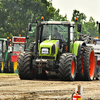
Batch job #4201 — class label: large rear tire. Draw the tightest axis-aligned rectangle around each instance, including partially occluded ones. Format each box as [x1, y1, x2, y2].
[76, 46, 84, 80]
[58, 53, 77, 81]
[18, 52, 34, 80]
[3, 53, 14, 73]
[83, 46, 95, 81]
[7, 53, 14, 73]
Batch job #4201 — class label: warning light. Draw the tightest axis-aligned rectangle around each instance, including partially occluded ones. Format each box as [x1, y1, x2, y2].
[19, 34, 21, 37]
[75, 18, 78, 21]
[96, 37, 98, 39]
[12, 36, 26, 43]
[7, 37, 9, 39]
[9, 39, 11, 41]
[41, 16, 44, 20]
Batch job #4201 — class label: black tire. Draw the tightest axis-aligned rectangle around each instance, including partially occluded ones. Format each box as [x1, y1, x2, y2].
[58, 53, 77, 81]
[3, 53, 14, 73]
[76, 46, 84, 80]
[94, 56, 99, 80]
[18, 53, 25, 79]
[9, 62, 14, 73]
[18, 52, 34, 80]
[7, 53, 14, 73]
[83, 46, 95, 81]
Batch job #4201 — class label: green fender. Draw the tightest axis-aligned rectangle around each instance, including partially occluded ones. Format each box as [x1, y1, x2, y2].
[72, 41, 85, 56]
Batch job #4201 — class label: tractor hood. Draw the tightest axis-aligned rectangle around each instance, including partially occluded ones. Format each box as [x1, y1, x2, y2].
[39, 40, 59, 60]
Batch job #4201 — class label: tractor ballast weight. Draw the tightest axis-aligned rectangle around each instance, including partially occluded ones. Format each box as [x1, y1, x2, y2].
[18, 20, 96, 81]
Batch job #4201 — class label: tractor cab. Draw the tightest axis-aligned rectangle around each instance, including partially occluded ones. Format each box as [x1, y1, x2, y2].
[0, 38, 11, 73]
[37, 21, 76, 60]
[0, 38, 8, 58]
[25, 21, 76, 54]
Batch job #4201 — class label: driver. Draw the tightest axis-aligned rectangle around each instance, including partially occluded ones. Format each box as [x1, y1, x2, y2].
[54, 27, 63, 41]
[19, 46, 22, 53]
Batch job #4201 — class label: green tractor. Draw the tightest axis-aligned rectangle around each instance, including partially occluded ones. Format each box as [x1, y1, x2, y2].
[0, 38, 13, 73]
[18, 20, 95, 81]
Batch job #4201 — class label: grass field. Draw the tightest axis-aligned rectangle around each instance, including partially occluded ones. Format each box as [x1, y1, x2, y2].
[0, 73, 18, 75]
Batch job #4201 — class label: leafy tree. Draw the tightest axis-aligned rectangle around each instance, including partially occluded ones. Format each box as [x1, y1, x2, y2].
[51, 9, 67, 21]
[81, 16, 98, 37]
[72, 9, 87, 23]
[0, 0, 56, 38]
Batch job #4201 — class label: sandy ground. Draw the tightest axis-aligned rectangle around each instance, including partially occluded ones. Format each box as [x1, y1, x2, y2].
[0, 75, 100, 100]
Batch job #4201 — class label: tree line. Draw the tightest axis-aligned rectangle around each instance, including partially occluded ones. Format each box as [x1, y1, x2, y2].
[0, 0, 98, 38]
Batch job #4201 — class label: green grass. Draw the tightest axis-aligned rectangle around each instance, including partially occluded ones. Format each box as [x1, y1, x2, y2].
[0, 73, 18, 75]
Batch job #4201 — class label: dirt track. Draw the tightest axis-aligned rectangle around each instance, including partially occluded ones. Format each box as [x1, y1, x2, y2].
[0, 75, 100, 100]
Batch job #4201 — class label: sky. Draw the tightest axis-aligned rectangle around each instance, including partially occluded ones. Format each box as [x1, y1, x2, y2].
[50, 0, 100, 22]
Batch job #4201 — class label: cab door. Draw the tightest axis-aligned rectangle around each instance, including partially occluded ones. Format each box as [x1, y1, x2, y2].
[0, 40, 4, 72]
[0, 41, 3, 58]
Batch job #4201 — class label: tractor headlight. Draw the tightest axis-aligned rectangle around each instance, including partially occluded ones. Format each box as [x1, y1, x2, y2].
[51, 44, 55, 54]
[41, 48, 50, 54]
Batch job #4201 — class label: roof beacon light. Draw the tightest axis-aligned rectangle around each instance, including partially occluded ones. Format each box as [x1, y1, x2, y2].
[19, 34, 21, 37]
[75, 17, 78, 21]
[7, 37, 9, 40]
[41, 16, 44, 20]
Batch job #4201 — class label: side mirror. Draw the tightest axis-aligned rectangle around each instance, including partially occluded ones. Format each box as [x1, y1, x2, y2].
[77, 24, 81, 32]
[28, 23, 32, 31]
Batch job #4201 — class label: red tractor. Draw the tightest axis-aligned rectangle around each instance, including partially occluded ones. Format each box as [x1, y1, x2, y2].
[11, 36, 26, 73]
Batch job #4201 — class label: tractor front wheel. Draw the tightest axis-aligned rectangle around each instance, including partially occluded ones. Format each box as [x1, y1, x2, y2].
[18, 52, 34, 80]
[58, 53, 77, 81]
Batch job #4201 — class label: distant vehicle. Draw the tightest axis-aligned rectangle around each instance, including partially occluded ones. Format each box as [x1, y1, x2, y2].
[11, 36, 26, 73]
[0, 37, 13, 73]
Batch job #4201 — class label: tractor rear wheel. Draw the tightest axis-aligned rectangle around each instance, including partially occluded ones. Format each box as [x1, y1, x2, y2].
[76, 46, 84, 80]
[3, 53, 14, 73]
[7, 53, 14, 73]
[58, 53, 77, 81]
[83, 46, 95, 81]
[18, 52, 34, 80]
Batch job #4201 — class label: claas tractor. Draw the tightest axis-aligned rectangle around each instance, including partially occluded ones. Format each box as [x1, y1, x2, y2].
[18, 19, 96, 81]
[11, 36, 26, 73]
[0, 37, 13, 73]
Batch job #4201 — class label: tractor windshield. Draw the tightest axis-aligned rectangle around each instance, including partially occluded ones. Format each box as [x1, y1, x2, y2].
[42, 24, 68, 42]
[13, 44, 24, 52]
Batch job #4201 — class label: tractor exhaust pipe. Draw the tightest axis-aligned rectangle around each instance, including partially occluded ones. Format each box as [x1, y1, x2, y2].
[35, 24, 39, 56]
[96, 21, 100, 38]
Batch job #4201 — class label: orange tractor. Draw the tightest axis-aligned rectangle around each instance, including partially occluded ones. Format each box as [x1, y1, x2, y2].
[11, 36, 26, 73]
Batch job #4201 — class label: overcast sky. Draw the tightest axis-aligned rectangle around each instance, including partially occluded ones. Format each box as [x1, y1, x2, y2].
[50, 0, 100, 22]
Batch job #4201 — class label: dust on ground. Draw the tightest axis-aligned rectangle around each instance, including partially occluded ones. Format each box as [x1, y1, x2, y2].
[0, 75, 100, 100]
